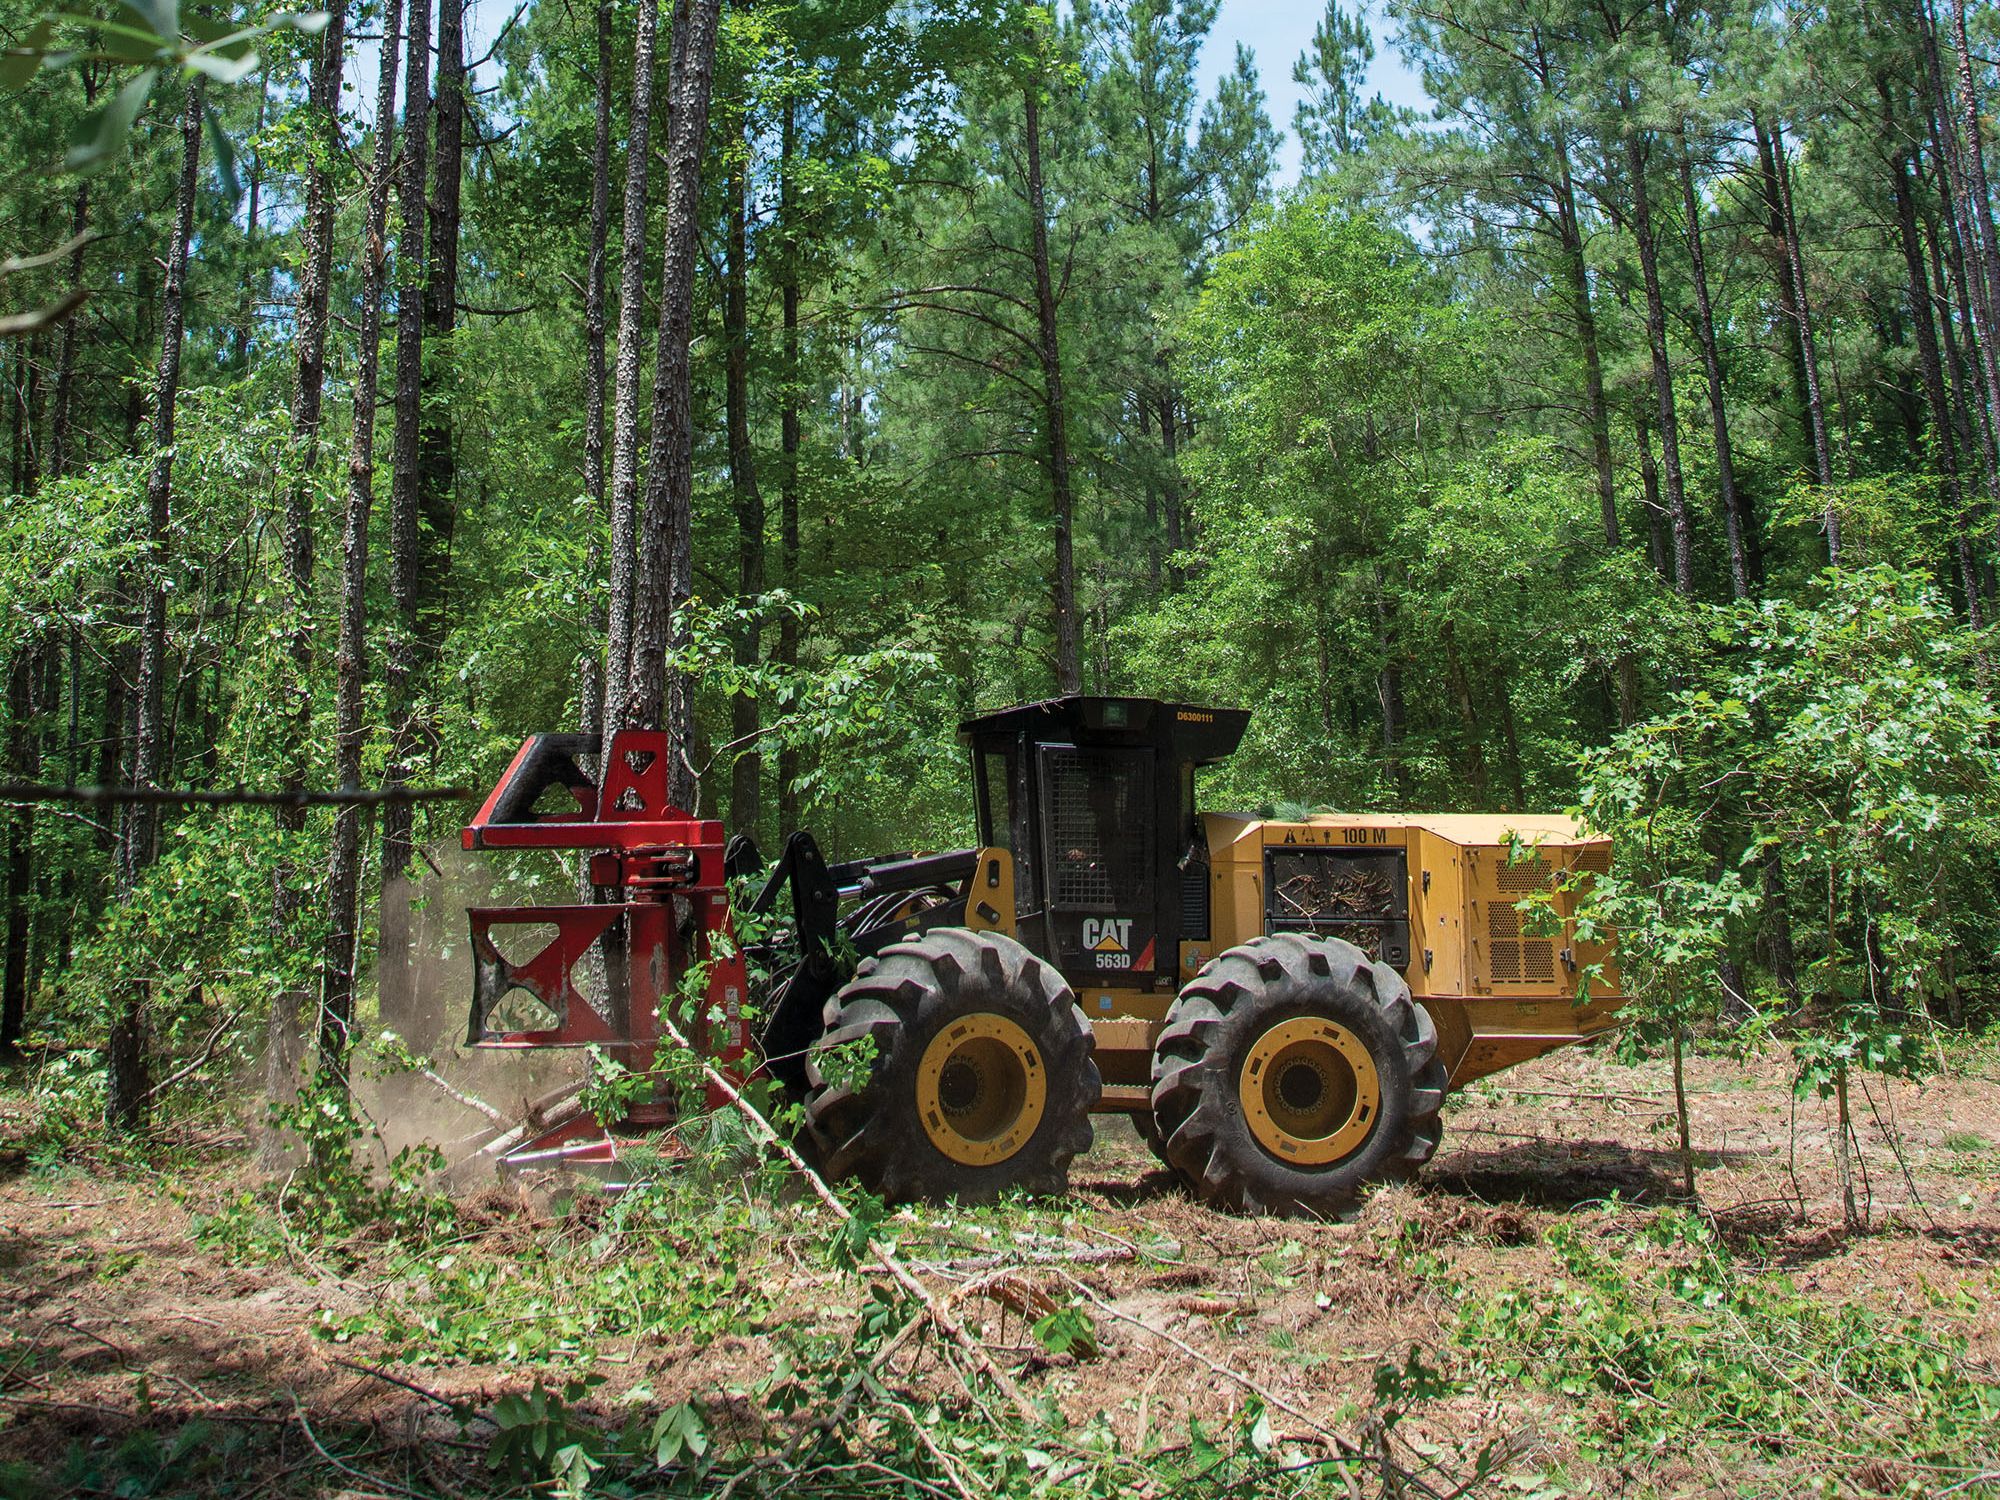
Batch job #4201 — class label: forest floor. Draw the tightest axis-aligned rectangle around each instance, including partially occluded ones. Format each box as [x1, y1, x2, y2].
[1, 1036, 1998, 1498]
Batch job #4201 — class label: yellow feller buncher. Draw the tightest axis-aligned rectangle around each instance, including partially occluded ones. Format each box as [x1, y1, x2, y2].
[462, 696, 1624, 1218]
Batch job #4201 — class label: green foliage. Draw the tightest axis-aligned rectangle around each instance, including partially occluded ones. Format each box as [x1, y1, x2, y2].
[1455, 1209, 2000, 1476]
[1, 0, 326, 202]
[1029, 1297, 1100, 1359]
[1565, 566, 1999, 1060]
[810, 1031, 879, 1098]
[488, 1377, 607, 1498]
[191, 1069, 453, 1257]
[576, 1043, 654, 1129]
[330, 1141, 779, 1365]
[6, 1415, 251, 1499]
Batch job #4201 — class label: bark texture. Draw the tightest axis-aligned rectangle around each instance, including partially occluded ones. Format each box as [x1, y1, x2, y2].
[625, 0, 724, 811]
[775, 97, 803, 837]
[1677, 130, 1753, 599]
[380, 0, 433, 1027]
[577, 0, 614, 751]
[1621, 116, 1694, 597]
[106, 82, 203, 1130]
[1767, 117, 1839, 556]
[724, 141, 765, 830]
[1022, 76, 1082, 695]
[2, 646, 36, 1055]
[601, 0, 662, 750]
[321, 4, 403, 1093]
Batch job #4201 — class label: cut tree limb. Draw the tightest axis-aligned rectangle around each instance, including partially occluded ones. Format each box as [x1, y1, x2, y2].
[652, 1013, 1041, 1428]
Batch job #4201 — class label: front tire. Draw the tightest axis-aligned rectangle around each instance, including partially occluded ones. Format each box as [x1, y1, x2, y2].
[803, 928, 1098, 1204]
[1150, 933, 1445, 1217]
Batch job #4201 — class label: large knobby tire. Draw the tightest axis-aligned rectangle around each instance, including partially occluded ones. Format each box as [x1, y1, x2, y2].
[1150, 933, 1446, 1218]
[803, 928, 1099, 1204]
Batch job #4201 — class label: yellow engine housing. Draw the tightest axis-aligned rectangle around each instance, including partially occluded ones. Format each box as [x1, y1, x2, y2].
[971, 811, 1622, 1114]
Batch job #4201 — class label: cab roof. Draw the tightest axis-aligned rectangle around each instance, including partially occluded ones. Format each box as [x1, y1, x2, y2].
[957, 695, 1250, 766]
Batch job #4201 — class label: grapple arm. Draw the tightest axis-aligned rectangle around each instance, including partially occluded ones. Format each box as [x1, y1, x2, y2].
[460, 729, 750, 1171]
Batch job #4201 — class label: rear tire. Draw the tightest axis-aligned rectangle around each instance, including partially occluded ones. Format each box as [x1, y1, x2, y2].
[804, 928, 1098, 1204]
[1150, 933, 1445, 1218]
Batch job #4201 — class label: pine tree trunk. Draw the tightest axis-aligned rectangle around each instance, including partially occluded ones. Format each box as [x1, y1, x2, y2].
[1945, 0, 2000, 556]
[583, 0, 612, 519]
[1156, 387, 1183, 587]
[423, 0, 464, 574]
[1670, 1022, 1695, 1198]
[2, 645, 36, 1056]
[28, 644, 59, 997]
[625, 0, 723, 808]
[379, 0, 433, 1029]
[1925, 198, 2000, 533]
[1022, 76, 1081, 695]
[1752, 112, 1814, 468]
[1677, 130, 1753, 600]
[1634, 395, 1668, 583]
[418, 0, 463, 691]
[1768, 118, 1839, 556]
[1893, 139, 1990, 640]
[600, 0, 662, 750]
[1621, 116, 1694, 598]
[576, 0, 614, 753]
[1833, 1062, 1860, 1230]
[123, 259, 151, 454]
[1139, 403, 1161, 591]
[105, 81, 203, 1131]
[290, 5, 345, 459]
[1372, 574, 1409, 802]
[321, 2, 404, 1095]
[775, 97, 802, 838]
[47, 182, 88, 482]
[234, 81, 267, 371]
[1950, 0, 2000, 390]
[1553, 127, 1620, 548]
[419, 0, 462, 653]
[96, 628, 125, 858]
[724, 142, 765, 831]
[1917, 0, 2000, 481]
[275, 1, 346, 1003]
[7, 343, 22, 496]
[1440, 619, 1488, 804]
[23, 332, 42, 487]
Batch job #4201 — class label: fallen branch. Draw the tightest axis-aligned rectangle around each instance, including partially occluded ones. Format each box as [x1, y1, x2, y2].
[653, 1013, 1041, 1428]
[419, 1068, 508, 1126]
[905, 1243, 1134, 1273]
[1049, 1269, 1357, 1456]
[329, 1357, 491, 1424]
[291, 1394, 432, 1500]
[453, 1081, 587, 1168]
[0, 287, 89, 337]
[141, 1006, 247, 1103]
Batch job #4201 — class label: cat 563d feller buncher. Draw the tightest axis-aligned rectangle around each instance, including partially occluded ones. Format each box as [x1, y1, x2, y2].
[462, 697, 1623, 1217]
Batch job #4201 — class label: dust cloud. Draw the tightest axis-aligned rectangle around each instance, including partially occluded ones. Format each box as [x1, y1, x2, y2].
[351, 842, 590, 1170]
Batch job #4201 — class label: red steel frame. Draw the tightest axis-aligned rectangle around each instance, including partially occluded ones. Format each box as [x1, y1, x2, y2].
[462, 729, 750, 1170]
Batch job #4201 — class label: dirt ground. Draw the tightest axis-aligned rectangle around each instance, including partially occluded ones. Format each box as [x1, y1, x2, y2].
[3, 1037, 1998, 1497]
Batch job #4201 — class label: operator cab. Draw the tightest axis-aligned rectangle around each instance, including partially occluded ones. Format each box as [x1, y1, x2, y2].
[959, 696, 1249, 995]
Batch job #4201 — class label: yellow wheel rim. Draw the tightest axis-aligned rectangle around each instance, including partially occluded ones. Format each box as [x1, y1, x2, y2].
[915, 1013, 1047, 1167]
[1239, 1016, 1381, 1166]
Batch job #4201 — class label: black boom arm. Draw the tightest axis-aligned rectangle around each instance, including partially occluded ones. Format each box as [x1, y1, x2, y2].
[747, 834, 977, 1092]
